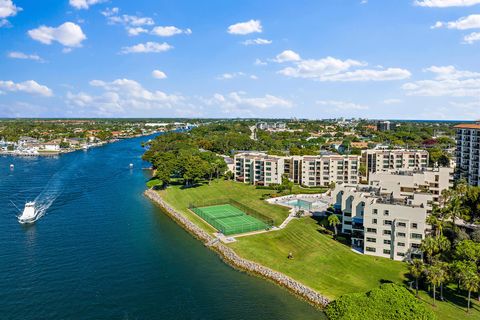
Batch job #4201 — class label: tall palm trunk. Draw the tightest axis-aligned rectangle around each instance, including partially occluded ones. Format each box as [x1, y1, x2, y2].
[433, 284, 436, 306]
[415, 278, 419, 297]
[468, 290, 471, 312]
[440, 283, 444, 301]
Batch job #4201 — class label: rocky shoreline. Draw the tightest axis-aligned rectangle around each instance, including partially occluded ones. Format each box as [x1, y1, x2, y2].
[144, 189, 330, 308]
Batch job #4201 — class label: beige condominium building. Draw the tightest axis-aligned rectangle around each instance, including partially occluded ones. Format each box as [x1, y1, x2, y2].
[331, 167, 453, 261]
[234, 153, 360, 187]
[368, 167, 454, 212]
[362, 149, 429, 178]
[333, 184, 427, 261]
[234, 152, 285, 186]
[454, 123, 480, 186]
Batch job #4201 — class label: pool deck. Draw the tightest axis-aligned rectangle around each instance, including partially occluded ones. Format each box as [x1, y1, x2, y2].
[267, 193, 331, 211]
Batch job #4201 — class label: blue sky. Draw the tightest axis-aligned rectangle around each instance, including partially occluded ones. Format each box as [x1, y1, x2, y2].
[0, 0, 479, 119]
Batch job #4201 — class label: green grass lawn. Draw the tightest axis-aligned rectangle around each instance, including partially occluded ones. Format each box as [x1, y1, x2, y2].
[230, 217, 406, 299]
[415, 285, 480, 319]
[158, 180, 290, 233]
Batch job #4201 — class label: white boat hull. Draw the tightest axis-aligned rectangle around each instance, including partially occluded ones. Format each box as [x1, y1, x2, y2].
[18, 202, 39, 224]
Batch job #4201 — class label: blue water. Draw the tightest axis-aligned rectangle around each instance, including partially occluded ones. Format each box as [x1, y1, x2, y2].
[0, 135, 324, 319]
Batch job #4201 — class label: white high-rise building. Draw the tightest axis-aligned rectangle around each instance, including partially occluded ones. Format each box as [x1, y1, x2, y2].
[454, 123, 480, 186]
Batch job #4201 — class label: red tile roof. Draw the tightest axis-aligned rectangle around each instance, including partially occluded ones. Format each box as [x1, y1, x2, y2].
[454, 123, 480, 129]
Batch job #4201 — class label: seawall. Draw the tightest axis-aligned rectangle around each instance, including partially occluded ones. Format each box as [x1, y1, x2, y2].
[144, 189, 330, 308]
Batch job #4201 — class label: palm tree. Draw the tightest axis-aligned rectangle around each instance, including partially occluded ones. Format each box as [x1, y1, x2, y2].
[328, 214, 341, 236]
[437, 262, 449, 301]
[409, 259, 425, 297]
[436, 235, 451, 258]
[461, 270, 480, 313]
[425, 263, 443, 306]
[421, 236, 438, 265]
[426, 213, 442, 237]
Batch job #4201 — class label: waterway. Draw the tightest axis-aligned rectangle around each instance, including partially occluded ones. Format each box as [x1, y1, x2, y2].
[0, 135, 325, 319]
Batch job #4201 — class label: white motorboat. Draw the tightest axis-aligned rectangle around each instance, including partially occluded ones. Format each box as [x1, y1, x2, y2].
[18, 202, 39, 224]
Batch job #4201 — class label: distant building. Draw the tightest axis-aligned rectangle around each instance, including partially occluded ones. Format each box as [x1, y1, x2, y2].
[377, 120, 391, 132]
[234, 153, 360, 186]
[454, 122, 480, 186]
[18, 136, 38, 146]
[234, 152, 285, 186]
[362, 149, 429, 178]
[40, 142, 60, 152]
[255, 122, 287, 131]
[350, 141, 369, 149]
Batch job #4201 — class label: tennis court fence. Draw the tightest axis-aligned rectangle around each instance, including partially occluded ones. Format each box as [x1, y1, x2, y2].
[188, 199, 274, 231]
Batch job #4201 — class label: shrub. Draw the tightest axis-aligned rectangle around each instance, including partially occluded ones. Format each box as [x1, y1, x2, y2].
[325, 283, 436, 320]
[472, 229, 480, 243]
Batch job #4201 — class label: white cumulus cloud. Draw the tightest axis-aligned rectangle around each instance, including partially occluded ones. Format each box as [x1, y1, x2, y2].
[66, 78, 184, 116]
[402, 65, 480, 96]
[151, 26, 192, 37]
[69, 0, 105, 10]
[0, 0, 21, 26]
[127, 27, 148, 36]
[0, 80, 52, 96]
[120, 41, 172, 54]
[7, 51, 43, 62]
[242, 38, 272, 46]
[275, 50, 301, 63]
[415, 0, 480, 7]
[276, 52, 410, 82]
[464, 31, 480, 43]
[433, 14, 480, 30]
[152, 70, 167, 79]
[203, 92, 292, 116]
[227, 19, 262, 35]
[28, 22, 86, 48]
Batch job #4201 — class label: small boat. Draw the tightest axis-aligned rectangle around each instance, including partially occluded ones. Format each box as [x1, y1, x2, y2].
[10, 164, 14, 169]
[18, 202, 39, 224]
[129, 163, 134, 168]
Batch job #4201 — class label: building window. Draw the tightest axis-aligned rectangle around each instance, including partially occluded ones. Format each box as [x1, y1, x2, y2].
[373, 209, 378, 215]
[397, 242, 405, 247]
[411, 233, 423, 240]
[397, 252, 405, 257]
[383, 230, 392, 235]
[384, 239, 391, 245]
[372, 218, 377, 224]
[383, 249, 391, 255]
[412, 243, 420, 249]
[366, 237, 376, 243]
[411, 223, 418, 229]
[366, 228, 377, 234]
[366, 247, 376, 252]
[397, 222, 406, 227]
[384, 220, 392, 225]
[397, 232, 406, 238]
[384, 210, 390, 216]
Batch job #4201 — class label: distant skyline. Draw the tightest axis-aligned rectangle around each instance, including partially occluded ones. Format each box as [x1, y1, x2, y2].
[0, 0, 479, 119]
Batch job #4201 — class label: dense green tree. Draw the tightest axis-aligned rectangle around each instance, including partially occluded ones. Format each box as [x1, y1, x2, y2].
[325, 283, 436, 320]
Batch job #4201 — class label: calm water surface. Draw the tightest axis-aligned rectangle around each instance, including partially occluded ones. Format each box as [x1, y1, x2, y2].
[0, 135, 325, 319]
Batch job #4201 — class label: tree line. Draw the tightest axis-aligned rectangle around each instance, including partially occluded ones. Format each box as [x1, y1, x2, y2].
[408, 180, 480, 313]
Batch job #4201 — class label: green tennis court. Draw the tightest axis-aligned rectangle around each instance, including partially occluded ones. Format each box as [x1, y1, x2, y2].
[190, 204, 269, 235]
